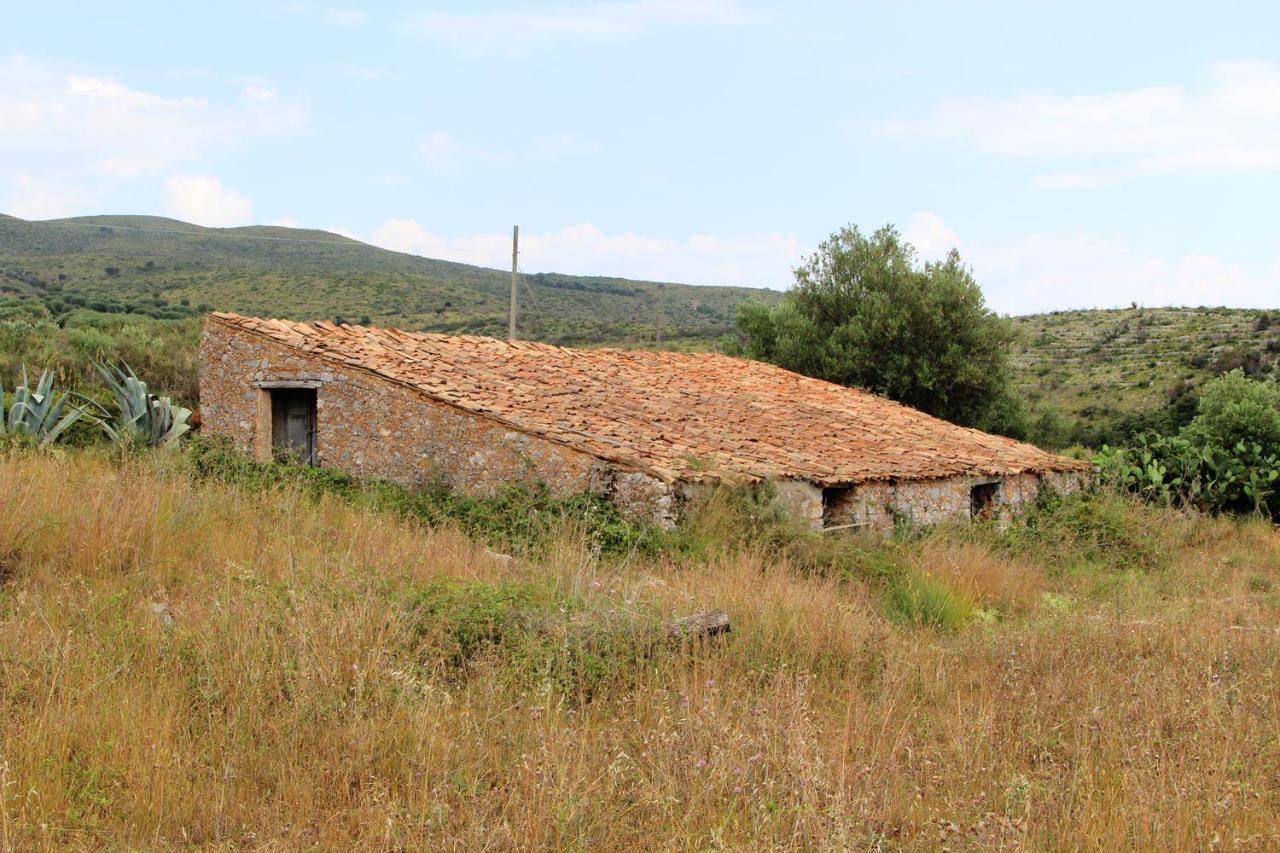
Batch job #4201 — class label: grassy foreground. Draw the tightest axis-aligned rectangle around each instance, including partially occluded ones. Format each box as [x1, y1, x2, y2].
[2, 452, 1279, 848]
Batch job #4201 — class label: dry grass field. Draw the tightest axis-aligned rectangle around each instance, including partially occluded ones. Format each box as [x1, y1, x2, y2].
[2, 452, 1279, 849]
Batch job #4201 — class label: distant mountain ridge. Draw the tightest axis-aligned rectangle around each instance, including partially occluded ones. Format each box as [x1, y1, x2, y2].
[0, 214, 782, 347]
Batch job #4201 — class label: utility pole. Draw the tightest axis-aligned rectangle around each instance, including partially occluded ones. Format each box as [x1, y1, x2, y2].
[656, 303, 662, 348]
[508, 225, 519, 340]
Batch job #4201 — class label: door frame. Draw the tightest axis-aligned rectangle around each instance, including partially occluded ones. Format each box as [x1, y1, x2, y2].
[253, 379, 322, 464]
[270, 387, 317, 465]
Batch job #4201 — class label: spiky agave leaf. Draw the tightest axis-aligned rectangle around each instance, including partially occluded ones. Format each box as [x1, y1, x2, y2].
[94, 361, 192, 450]
[0, 366, 88, 446]
[36, 388, 88, 449]
[8, 370, 32, 435]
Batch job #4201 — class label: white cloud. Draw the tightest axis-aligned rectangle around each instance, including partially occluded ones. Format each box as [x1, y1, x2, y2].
[0, 54, 305, 217]
[163, 175, 253, 227]
[417, 130, 599, 176]
[405, 0, 767, 54]
[325, 9, 367, 25]
[880, 59, 1280, 187]
[905, 211, 1278, 314]
[0, 56, 306, 179]
[902, 212, 960, 262]
[365, 219, 800, 288]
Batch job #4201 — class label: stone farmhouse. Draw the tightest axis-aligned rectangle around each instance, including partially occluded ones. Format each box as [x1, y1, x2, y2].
[199, 312, 1091, 530]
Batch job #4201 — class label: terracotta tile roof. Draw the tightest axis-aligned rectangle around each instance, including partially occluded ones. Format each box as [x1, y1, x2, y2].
[208, 312, 1089, 486]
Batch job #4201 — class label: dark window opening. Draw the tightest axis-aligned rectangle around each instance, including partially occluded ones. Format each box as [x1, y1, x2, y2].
[822, 486, 851, 528]
[271, 388, 316, 465]
[970, 481, 1000, 520]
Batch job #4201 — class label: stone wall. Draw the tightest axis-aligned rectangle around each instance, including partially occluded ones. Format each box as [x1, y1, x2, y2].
[198, 321, 676, 525]
[199, 320, 1089, 535]
[821, 468, 1088, 532]
[773, 479, 825, 528]
[675, 470, 1088, 535]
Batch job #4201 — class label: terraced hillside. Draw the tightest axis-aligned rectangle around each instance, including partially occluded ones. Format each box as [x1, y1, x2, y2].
[0, 214, 780, 347]
[1011, 306, 1280, 442]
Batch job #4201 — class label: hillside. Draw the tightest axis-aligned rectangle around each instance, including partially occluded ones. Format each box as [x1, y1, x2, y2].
[1011, 306, 1280, 443]
[0, 214, 781, 347]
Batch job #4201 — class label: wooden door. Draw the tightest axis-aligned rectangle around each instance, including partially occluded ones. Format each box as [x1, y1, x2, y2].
[271, 389, 316, 464]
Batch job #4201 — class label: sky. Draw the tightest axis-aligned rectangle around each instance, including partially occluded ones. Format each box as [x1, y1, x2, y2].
[3, 1, 1279, 314]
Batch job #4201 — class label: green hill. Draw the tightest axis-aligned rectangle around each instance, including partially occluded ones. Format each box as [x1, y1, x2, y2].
[0, 214, 781, 347]
[1011, 306, 1280, 444]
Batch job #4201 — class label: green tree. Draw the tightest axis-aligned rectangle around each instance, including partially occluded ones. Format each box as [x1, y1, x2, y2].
[1183, 369, 1280, 450]
[733, 224, 1025, 434]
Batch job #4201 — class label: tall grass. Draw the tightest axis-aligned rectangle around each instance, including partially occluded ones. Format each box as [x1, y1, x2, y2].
[1, 451, 1279, 848]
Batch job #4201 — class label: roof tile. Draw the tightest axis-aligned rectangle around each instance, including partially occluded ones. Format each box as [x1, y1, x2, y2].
[208, 312, 1088, 485]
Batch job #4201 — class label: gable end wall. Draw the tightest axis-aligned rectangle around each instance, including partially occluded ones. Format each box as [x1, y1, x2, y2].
[197, 322, 676, 525]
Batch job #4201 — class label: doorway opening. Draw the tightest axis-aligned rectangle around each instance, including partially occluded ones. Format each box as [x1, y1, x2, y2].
[270, 388, 316, 464]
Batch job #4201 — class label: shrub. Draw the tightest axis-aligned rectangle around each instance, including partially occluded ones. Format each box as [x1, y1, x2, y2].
[1093, 371, 1280, 519]
[408, 577, 557, 669]
[185, 438, 669, 558]
[995, 489, 1169, 573]
[1096, 436, 1279, 518]
[1183, 369, 1280, 450]
[881, 571, 975, 632]
[405, 577, 655, 696]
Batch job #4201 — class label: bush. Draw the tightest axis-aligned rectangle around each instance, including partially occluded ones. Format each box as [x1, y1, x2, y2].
[405, 577, 656, 697]
[1183, 369, 1280, 450]
[995, 489, 1169, 573]
[0, 313, 199, 406]
[185, 438, 670, 558]
[1096, 436, 1279, 518]
[1095, 370, 1280, 519]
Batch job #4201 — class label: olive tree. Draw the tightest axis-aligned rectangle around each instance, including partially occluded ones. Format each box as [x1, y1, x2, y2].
[732, 224, 1025, 435]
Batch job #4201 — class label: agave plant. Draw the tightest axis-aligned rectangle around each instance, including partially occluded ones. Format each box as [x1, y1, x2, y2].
[94, 362, 192, 449]
[0, 366, 87, 448]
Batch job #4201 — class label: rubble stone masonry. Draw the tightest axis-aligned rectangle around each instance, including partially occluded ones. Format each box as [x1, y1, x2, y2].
[200, 318, 1089, 534]
[819, 469, 1087, 532]
[198, 322, 677, 526]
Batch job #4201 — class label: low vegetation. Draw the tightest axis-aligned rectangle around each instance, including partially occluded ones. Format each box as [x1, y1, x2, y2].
[1097, 369, 1280, 518]
[3, 213, 1278, 845]
[2, 446, 1279, 847]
